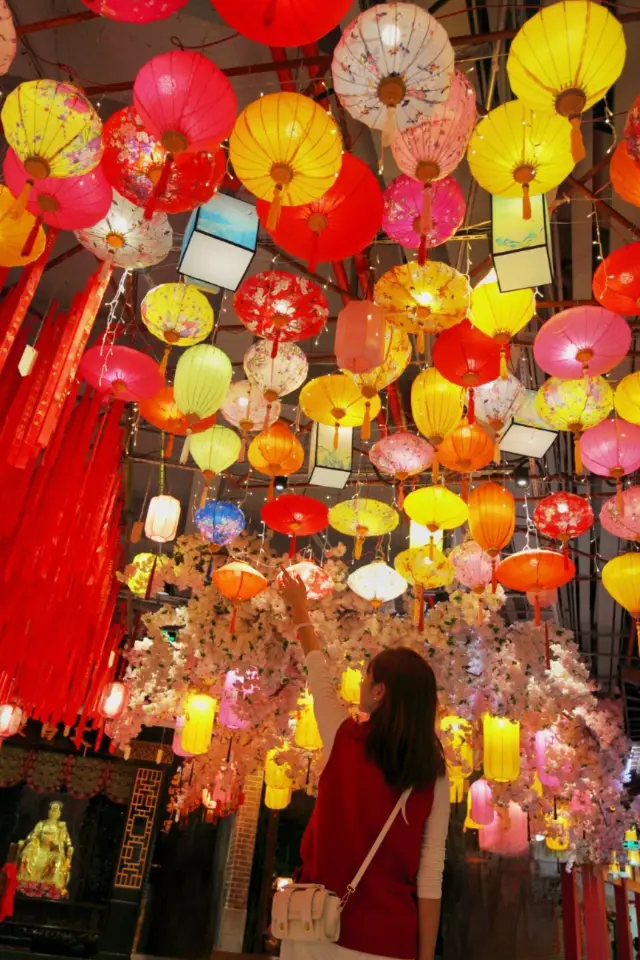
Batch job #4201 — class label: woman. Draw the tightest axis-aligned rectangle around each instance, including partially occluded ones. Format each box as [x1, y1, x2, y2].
[278, 569, 450, 960]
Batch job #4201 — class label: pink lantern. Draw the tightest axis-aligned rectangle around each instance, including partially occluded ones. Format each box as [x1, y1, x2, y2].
[172, 716, 194, 758]
[369, 432, 434, 507]
[219, 670, 256, 730]
[600, 486, 640, 541]
[449, 540, 493, 592]
[335, 301, 386, 374]
[479, 802, 529, 857]
[276, 561, 334, 601]
[0, 704, 23, 738]
[81, 0, 189, 21]
[533, 306, 631, 379]
[79, 344, 164, 401]
[382, 174, 465, 264]
[470, 778, 494, 826]
[98, 681, 129, 720]
[579, 418, 640, 508]
[535, 729, 562, 789]
[4, 149, 113, 231]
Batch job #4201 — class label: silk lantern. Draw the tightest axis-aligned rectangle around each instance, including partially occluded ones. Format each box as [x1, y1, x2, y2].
[394, 546, 452, 630]
[300, 374, 381, 446]
[369, 432, 434, 507]
[265, 748, 293, 810]
[335, 301, 386, 375]
[328, 498, 399, 560]
[600, 486, 640, 542]
[483, 715, 520, 783]
[535, 729, 563, 790]
[468, 482, 516, 590]
[195, 500, 245, 549]
[219, 670, 255, 731]
[471, 282, 535, 379]
[235, 270, 328, 359]
[535, 376, 613, 473]
[79, 345, 163, 401]
[593, 243, 640, 315]
[210, 0, 352, 47]
[347, 561, 407, 609]
[145, 495, 181, 543]
[256, 153, 383, 272]
[81, 0, 189, 21]
[181, 693, 217, 755]
[351, 325, 412, 415]
[507, 0, 625, 163]
[602, 553, 640, 647]
[469, 779, 494, 827]
[189, 426, 242, 483]
[247, 421, 305, 500]
[244, 340, 308, 409]
[141, 283, 214, 373]
[382, 174, 466, 265]
[139, 386, 216, 441]
[261, 494, 329, 558]
[497, 550, 576, 624]
[221, 380, 280, 458]
[411, 367, 464, 479]
[75, 190, 172, 269]
[213, 560, 268, 634]
[479, 803, 528, 857]
[449, 540, 493, 593]
[294, 691, 323, 751]
[610, 141, 640, 208]
[277, 561, 334, 602]
[98, 681, 129, 720]
[0, 704, 22, 739]
[533, 492, 593, 565]
[403, 487, 468, 554]
[616, 372, 640, 425]
[579, 417, 640, 508]
[126, 553, 168, 598]
[174, 343, 232, 438]
[0, 186, 46, 266]
[534, 305, 630, 379]
[437, 420, 494, 500]
[474, 374, 526, 462]
[230, 92, 342, 230]
[433, 319, 501, 422]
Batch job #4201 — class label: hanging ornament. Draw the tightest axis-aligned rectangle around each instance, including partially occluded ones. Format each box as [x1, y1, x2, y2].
[533, 492, 594, 564]
[335, 301, 386, 376]
[81, 0, 189, 21]
[534, 305, 630, 379]
[139, 385, 216, 440]
[600, 486, 640, 542]
[467, 482, 516, 590]
[433, 318, 501, 423]
[394, 546, 452, 630]
[535, 376, 613, 474]
[348, 560, 407, 609]
[126, 553, 169, 598]
[403, 487, 468, 557]
[602, 553, 640, 649]
[276, 561, 334, 602]
[76, 191, 172, 269]
[247, 421, 304, 501]
[436, 419, 494, 500]
[449, 541, 493, 593]
[244, 340, 308, 412]
[189, 425, 242, 484]
[482, 717, 521, 783]
[592, 243, 640, 316]
[174, 343, 232, 443]
[350, 324, 412, 413]
[579, 417, 640, 509]
[262, 494, 329, 559]
[141, 283, 214, 370]
[610, 141, 640, 208]
[210, 0, 352, 46]
[300, 374, 381, 446]
[497, 550, 575, 625]
[473, 374, 526, 462]
[79, 345, 164, 401]
[213, 560, 268, 634]
[328, 498, 398, 560]
[0, 185, 46, 266]
[221, 380, 280, 460]
[410, 367, 464, 480]
[470, 282, 535, 379]
[382, 175, 465, 263]
[195, 500, 246, 550]
[234, 271, 328, 359]
[369, 432, 434, 507]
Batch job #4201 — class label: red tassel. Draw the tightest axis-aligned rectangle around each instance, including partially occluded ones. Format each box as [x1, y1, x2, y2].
[267, 476, 275, 501]
[545, 622, 550, 670]
[467, 388, 475, 425]
[522, 183, 532, 220]
[144, 154, 173, 220]
[397, 479, 404, 509]
[420, 182, 432, 236]
[428, 594, 435, 609]
[535, 593, 541, 626]
[289, 535, 296, 559]
[229, 607, 237, 635]
[418, 234, 427, 266]
[267, 184, 284, 231]
[418, 585, 425, 633]
[21, 217, 43, 258]
[617, 478, 624, 514]
[165, 434, 174, 459]
[271, 335, 279, 360]
[333, 422, 340, 449]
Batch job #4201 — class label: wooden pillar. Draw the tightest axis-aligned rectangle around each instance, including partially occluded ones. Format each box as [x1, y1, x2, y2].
[561, 864, 582, 960]
[583, 865, 611, 960]
[614, 879, 633, 960]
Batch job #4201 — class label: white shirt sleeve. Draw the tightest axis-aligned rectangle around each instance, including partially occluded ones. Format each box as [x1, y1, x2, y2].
[416, 775, 450, 899]
[304, 650, 349, 756]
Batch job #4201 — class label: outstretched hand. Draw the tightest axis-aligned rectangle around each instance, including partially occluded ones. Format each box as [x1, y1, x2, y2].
[278, 568, 308, 613]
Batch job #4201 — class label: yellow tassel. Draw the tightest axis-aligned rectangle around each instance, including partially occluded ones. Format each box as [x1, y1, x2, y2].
[10, 181, 32, 220]
[636, 621, 640, 656]
[570, 116, 586, 164]
[159, 346, 171, 377]
[267, 184, 284, 231]
[333, 421, 340, 449]
[499, 347, 508, 380]
[361, 401, 371, 441]
[494, 435, 501, 465]
[180, 430, 191, 464]
[416, 330, 425, 355]
[432, 453, 439, 484]
[130, 520, 143, 544]
[522, 183, 531, 221]
[574, 433, 583, 474]
[354, 536, 363, 560]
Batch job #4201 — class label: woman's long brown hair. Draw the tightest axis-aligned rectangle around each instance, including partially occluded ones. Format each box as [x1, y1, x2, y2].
[365, 647, 446, 790]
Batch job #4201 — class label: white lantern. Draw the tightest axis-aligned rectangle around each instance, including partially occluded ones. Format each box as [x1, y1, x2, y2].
[0, 704, 23, 738]
[145, 495, 181, 543]
[98, 681, 129, 720]
[347, 560, 407, 608]
[179, 193, 258, 293]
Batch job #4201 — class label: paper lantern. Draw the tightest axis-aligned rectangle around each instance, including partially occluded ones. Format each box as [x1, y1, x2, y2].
[600, 486, 640, 542]
[294, 691, 323, 751]
[145, 495, 181, 543]
[602, 553, 640, 646]
[139, 386, 216, 439]
[340, 668, 362, 705]
[580, 418, 640, 508]
[534, 306, 631, 379]
[141, 283, 214, 355]
[195, 500, 245, 549]
[81, 0, 188, 21]
[449, 541, 493, 593]
[533, 492, 593, 560]
[403, 487, 468, 545]
[436, 420, 494, 499]
[610, 141, 640, 208]
[351, 324, 412, 407]
[335, 301, 386, 375]
[76, 191, 172, 269]
[440, 716, 473, 795]
[181, 693, 217, 755]
[262, 494, 329, 558]
[467, 481, 515, 564]
[433, 319, 501, 422]
[257, 153, 382, 273]
[474, 375, 526, 461]
[2, 80, 102, 182]
[535, 730, 562, 790]
[247, 421, 305, 499]
[211, 0, 351, 46]
[266, 785, 292, 811]
[189, 426, 242, 482]
[471, 282, 535, 378]
[593, 243, 640, 315]
[235, 270, 328, 358]
[348, 561, 407, 609]
[479, 803, 528, 857]
[328, 498, 399, 560]
[308, 423, 353, 491]
[492, 194, 554, 292]
[411, 367, 464, 475]
[536, 376, 613, 472]
[615, 372, 640, 426]
[497, 550, 575, 623]
[126, 552, 168, 598]
[244, 340, 308, 406]
[468, 101, 573, 219]
[333, 2, 454, 145]
[230, 92, 342, 230]
[221, 380, 281, 451]
[545, 814, 570, 853]
[299, 374, 381, 446]
[0, 0, 16, 77]
[0, 186, 46, 267]
[4, 149, 112, 231]
[179, 192, 258, 293]
[374, 261, 470, 352]
[213, 560, 268, 633]
[468, 779, 494, 827]
[265, 748, 293, 809]
[394, 545, 452, 630]
[79, 344, 164, 401]
[369, 432, 434, 506]
[174, 343, 232, 433]
[98, 681, 129, 720]
[382, 174, 465, 264]
[219, 671, 254, 731]
[0, 704, 22, 739]
[507, 0, 625, 163]
[277, 561, 334, 602]
[483, 716, 520, 783]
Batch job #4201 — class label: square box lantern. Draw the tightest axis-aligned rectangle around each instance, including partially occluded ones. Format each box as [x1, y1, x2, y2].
[308, 423, 353, 489]
[492, 194, 553, 293]
[179, 193, 258, 293]
[500, 389, 558, 459]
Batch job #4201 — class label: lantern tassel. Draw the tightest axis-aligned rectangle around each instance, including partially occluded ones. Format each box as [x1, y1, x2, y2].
[418, 233, 427, 266]
[165, 434, 174, 459]
[432, 453, 439, 484]
[271, 335, 279, 360]
[535, 593, 541, 626]
[499, 347, 508, 380]
[418, 584, 425, 633]
[545, 622, 550, 670]
[354, 536, 364, 560]
[130, 520, 143, 544]
[267, 476, 275, 501]
[10, 181, 33, 220]
[477, 600, 484, 627]
[467, 388, 475, 425]
[636, 620, 640, 656]
[570, 116, 586, 164]
[180, 430, 191, 464]
[413, 592, 420, 625]
[397, 479, 404, 509]
[491, 557, 497, 594]
[239, 433, 247, 463]
[159, 346, 171, 377]
[267, 184, 284, 231]
[333, 421, 340, 449]
[144, 154, 173, 220]
[263, 401, 272, 432]
[461, 475, 468, 503]
[522, 183, 531, 220]
[229, 606, 237, 635]
[21, 216, 43, 258]
[361, 401, 371, 442]
[381, 104, 398, 148]
[420, 182, 432, 236]
[617, 478, 624, 514]
[573, 433, 583, 474]
[289, 535, 296, 559]
[494, 435, 501, 465]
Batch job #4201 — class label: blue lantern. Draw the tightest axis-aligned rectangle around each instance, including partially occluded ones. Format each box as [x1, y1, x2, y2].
[195, 500, 246, 549]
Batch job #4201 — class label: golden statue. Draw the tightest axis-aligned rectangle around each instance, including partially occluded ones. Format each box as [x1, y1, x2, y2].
[17, 801, 73, 898]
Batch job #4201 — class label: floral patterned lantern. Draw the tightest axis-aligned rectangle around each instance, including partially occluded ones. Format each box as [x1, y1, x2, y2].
[534, 306, 630, 379]
[81, 0, 188, 20]
[0, 0, 16, 78]
[483, 716, 521, 783]
[262, 494, 329, 558]
[394, 545, 452, 630]
[470, 282, 535, 379]
[600, 486, 640, 542]
[211, 0, 352, 46]
[221, 380, 280, 457]
[579, 417, 640, 509]
[76, 191, 172, 269]
[277, 561, 334, 602]
[141, 283, 214, 373]
[328, 498, 399, 560]
[410, 367, 464, 479]
[300, 374, 381, 445]
[332, 3, 454, 151]
[615, 372, 640, 425]
[194, 500, 245, 550]
[382, 174, 465, 264]
[244, 340, 308, 415]
[256, 153, 383, 272]
[468, 482, 516, 589]
[247, 421, 305, 500]
[189, 426, 242, 484]
[234, 270, 328, 359]
[181, 693, 217, 755]
[497, 550, 575, 624]
[593, 243, 640, 315]
[351, 324, 412, 412]
[610, 141, 640, 208]
[602, 553, 640, 647]
[403, 487, 468, 555]
[449, 540, 493, 593]
[0, 186, 46, 266]
[535, 376, 613, 474]
[433, 319, 501, 422]
[79, 345, 164, 401]
[347, 560, 407, 608]
[436, 419, 494, 500]
[98, 681, 129, 720]
[474, 374, 526, 462]
[374, 261, 470, 354]
[479, 803, 528, 857]
[369, 432, 434, 506]
[533, 492, 594, 564]
[213, 560, 268, 634]
[126, 553, 168, 598]
[0, 704, 23, 739]
[335, 301, 386, 376]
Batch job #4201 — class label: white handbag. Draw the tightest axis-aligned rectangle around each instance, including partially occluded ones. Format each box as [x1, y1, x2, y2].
[271, 787, 412, 943]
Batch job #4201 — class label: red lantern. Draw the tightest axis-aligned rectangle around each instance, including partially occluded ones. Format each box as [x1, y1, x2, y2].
[335, 301, 386, 375]
[592, 242, 640, 315]
[611, 141, 640, 208]
[533, 492, 593, 565]
[81, 0, 188, 21]
[256, 154, 383, 272]
[79, 345, 164, 402]
[497, 549, 575, 624]
[234, 271, 328, 359]
[102, 107, 225, 217]
[261, 494, 329, 558]
[98, 681, 129, 720]
[210, 0, 352, 47]
[432, 319, 501, 423]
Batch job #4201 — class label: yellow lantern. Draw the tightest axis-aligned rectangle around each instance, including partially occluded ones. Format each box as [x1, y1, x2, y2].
[507, 0, 625, 163]
[470, 282, 535, 379]
[403, 487, 468, 553]
[440, 715, 473, 801]
[174, 344, 233, 458]
[340, 667, 362, 705]
[293, 691, 322, 751]
[181, 693, 218, 755]
[615, 372, 640, 425]
[602, 553, 640, 648]
[189, 425, 241, 483]
[535, 376, 613, 473]
[265, 747, 292, 790]
[411, 367, 464, 480]
[300, 373, 381, 446]
[545, 813, 570, 852]
[374, 261, 470, 354]
[126, 552, 168, 598]
[483, 715, 520, 783]
[394, 545, 453, 630]
[0, 185, 46, 266]
[328, 497, 399, 560]
[265, 785, 292, 810]
[347, 560, 407, 608]
[229, 92, 342, 230]
[468, 100, 573, 220]
[351, 324, 412, 404]
[409, 522, 444, 551]
[141, 282, 214, 374]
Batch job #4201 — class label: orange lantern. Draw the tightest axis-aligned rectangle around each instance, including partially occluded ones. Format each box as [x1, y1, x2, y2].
[138, 385, 216, 457]
[213, 560, 268, 633]
[467, 481, 515, 589]
[497, 549, 575, 624]
[436, 419, 494, 500]
[611, 140, 640, 208]
[247, 421, 304, 500]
